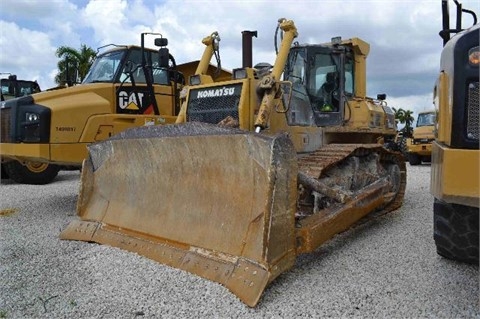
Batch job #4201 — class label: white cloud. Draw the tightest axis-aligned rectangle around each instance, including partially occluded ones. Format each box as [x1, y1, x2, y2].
[0, 21, 57, 87]
[82, 0, 129, 44]
[389, 92, 436, 120]
[0, 0, 478, 95]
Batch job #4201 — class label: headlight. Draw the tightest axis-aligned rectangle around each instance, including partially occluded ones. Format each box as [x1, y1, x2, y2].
[189, 75, 201, 86]
[468, 46, 479, 66]
[233, 68, 248, 80]
[26, 112, 40, 122]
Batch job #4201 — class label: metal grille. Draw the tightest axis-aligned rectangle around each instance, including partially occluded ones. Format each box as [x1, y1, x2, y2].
[0, 107, 11, 143]
[382, 105, 396, 129]
[413, 138, 435, 144]
[467, 82, 479, 140]
[186, 83, 242, 124]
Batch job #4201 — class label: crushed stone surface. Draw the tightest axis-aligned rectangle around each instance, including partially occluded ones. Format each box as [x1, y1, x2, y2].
[0, 164, 478, 318]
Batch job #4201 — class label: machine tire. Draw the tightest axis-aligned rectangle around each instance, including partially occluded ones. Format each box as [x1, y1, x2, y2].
[1, 164, 9, 179]
[421, 155, 431, 163]
[3, 160, 60, 185]
[399, 137, 408, 156]
[433, 198, 479, 264]
[408, 153, 421, 165]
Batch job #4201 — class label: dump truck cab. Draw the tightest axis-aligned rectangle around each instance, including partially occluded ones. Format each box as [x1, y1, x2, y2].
[0, 74, 41, 101]
[431, 0, 479, 263]
[0, 35, 184, 184]
[406, 110, 436, 165]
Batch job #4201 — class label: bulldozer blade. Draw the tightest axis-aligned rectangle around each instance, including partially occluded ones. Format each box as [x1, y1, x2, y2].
[60, 122, 298, 307]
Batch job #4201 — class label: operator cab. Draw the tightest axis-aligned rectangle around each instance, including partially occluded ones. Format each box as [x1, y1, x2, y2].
[83, 35, 184, 88]
[284, 39, 354, 127]
[82, 46, 179, 86]
[0, 75, 41, 101]
[416, 112, 436, 127]
[82, 35, 185, 116]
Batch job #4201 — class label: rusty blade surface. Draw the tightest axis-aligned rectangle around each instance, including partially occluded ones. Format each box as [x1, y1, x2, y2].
[61, 122, 298, 307]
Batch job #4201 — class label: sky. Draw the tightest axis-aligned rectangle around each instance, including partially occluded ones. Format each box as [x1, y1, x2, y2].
[0, 0, 479, 120]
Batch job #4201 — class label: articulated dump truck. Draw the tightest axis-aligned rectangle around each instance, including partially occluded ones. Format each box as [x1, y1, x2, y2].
[61, 19, 406, 306]
[431, 0, 479, 264]
[0, 32, 228, 184]
[406, 109, 436, 165]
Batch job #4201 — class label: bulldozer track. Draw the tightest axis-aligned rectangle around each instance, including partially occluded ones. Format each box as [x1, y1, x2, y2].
[297, 143, 407, 216]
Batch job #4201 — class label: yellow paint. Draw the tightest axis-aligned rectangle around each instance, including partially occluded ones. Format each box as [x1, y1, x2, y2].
[431, 142, 480, 207]
[0, 208, 19, 216]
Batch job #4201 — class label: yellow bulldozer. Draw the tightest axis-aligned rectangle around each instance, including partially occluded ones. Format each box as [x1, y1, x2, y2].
[61, 19, 406, 306]
[0, 32, 228, 184]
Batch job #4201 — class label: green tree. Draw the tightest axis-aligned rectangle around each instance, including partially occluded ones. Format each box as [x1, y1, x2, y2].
[393, 107, 415, 137]
[55, 44, 96, 85]
[402, 109, 415, 136]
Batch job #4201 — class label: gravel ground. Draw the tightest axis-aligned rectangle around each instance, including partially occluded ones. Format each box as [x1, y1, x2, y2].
[0, 163, 478, 318]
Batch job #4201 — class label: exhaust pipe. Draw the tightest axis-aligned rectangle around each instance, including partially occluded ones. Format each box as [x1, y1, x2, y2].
[241, 30, 257, 68]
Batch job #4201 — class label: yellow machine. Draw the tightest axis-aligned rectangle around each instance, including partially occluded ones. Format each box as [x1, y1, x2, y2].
[431, 0, 479, 263]
[61, 19, 406, 306]
[0, 74, 42, 180]
[406, 109, 436, 165]
[0, 32, 228, 184]
[0, 74, 41, 101]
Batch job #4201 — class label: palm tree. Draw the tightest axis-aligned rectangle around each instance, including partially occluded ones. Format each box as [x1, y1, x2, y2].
[392, 107, 415, 137]
[55, 44, 96, 86]
[390, 107, 415, 157]
[402, 109, 415, 137]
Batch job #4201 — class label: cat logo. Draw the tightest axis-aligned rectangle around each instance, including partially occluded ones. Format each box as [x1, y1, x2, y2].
[118, 90, 145, 110]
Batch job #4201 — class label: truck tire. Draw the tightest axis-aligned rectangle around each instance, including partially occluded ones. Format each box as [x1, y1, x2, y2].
[408, 153, 421, 165]
[399, 137, 408, 156]
[3, 160, 60, 185]
[1, 164, 9, 179]
[434, 198, 479, 264]
[421, 155, 431, 163]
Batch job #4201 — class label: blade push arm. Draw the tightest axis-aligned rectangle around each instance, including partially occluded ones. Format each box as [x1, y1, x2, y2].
[176, 32, 221, 123]
[254, 18, 298, 132]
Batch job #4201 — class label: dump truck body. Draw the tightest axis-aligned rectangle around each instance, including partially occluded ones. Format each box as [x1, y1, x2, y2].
[61, 19, 406, 306]
[431, 0, 479, 264]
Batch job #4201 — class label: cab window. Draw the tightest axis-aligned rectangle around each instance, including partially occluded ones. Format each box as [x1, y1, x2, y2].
[121, 49, 169, 85]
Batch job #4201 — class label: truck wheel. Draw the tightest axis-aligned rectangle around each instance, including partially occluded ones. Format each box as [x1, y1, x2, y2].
[3, 160, 60, 185]
[1, 164, 9, 179]
[408, 153, 421, 165]
[434, 198, 479, 264]
[421, 156, 431, 163]
[399, 137, 408, 156]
